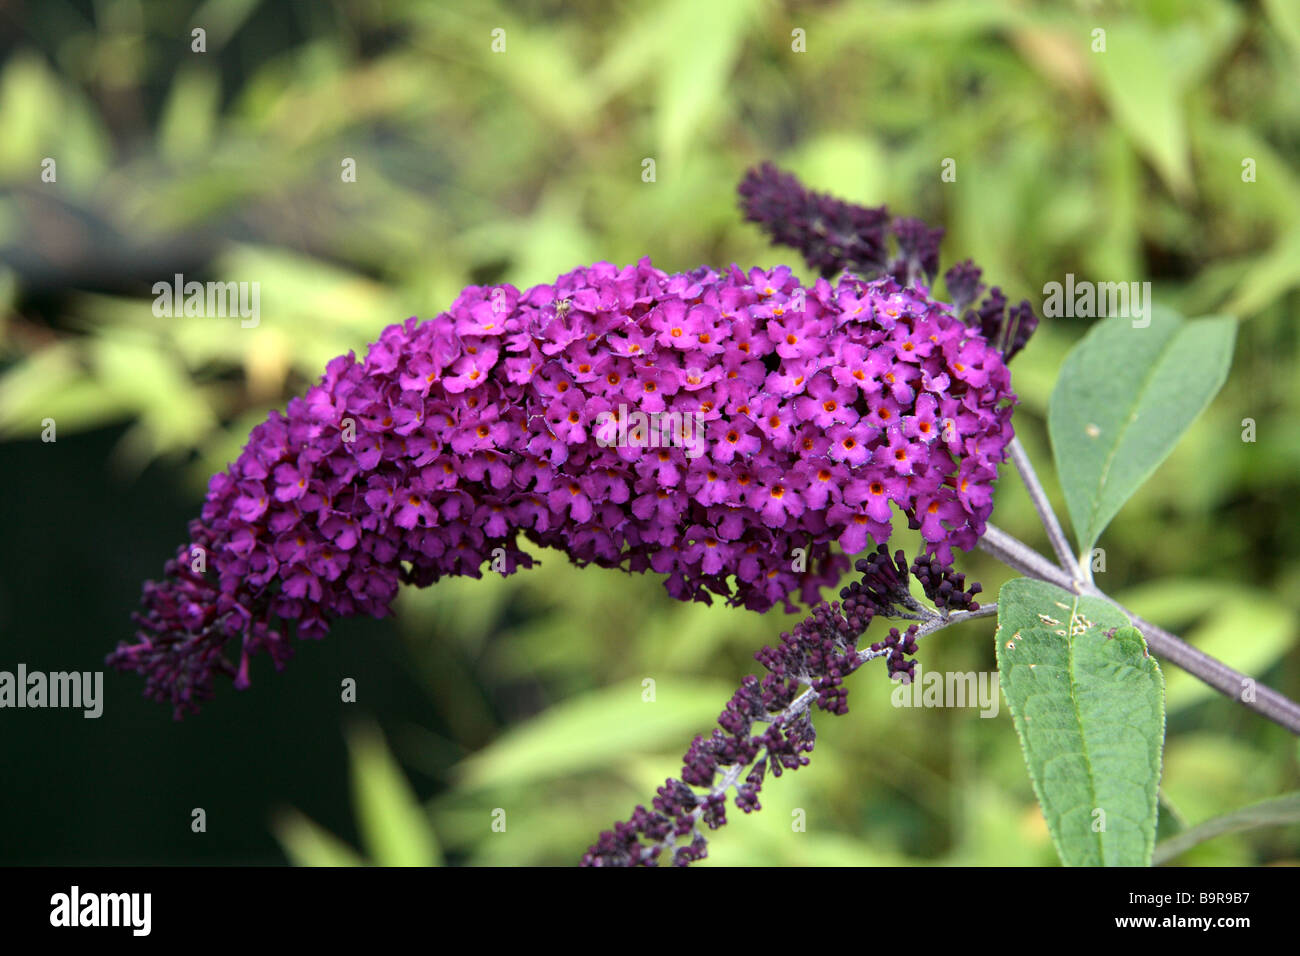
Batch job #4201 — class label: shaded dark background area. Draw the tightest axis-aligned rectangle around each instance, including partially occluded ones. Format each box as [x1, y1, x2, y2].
[0, 426, 445, 864]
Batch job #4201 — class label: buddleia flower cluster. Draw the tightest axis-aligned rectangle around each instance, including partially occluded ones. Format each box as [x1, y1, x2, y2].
[111, 251, 1018, 716]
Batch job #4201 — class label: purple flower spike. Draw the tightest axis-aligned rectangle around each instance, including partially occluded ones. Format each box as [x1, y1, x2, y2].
[740, 163, 1041, 361]
[739, 162, 891, 279]
[889, 217, 945, 286]
[111, 258, 1016, 716]
[582, 548, 985, 866]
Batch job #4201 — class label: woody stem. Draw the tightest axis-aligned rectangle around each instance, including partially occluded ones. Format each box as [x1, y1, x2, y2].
[1005, 437, 1081, 579]
[977, 523, 1300, 735]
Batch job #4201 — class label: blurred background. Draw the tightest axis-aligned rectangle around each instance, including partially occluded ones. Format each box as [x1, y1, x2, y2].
[1, 0, 1298, 865]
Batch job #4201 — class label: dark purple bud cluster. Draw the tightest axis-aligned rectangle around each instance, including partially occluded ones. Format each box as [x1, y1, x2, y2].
[739, 162, 1039, 361]
[838, 544, 914, 619]
[942, 261, 1040, 362]
[996, 301, 1039, 362]
[870, 625, 921, 683]
[738, 162, 893, 280]
[582, 546, 983, 866]
[891, 217, 945, 287]
[910, 551, 983, 613]
[942, 260, 986, 314]
[738, 164, 945, 286]
[582, 593, 866, 866]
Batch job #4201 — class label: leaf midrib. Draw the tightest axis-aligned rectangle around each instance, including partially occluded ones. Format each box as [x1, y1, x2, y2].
[1063, 592, 1107, 866]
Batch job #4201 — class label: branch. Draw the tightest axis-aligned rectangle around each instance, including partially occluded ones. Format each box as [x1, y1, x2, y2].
[979, 522, 1071, 587]
[1005, 437, 1080, 579]
[979, 523, 1300, 735]
[857, 602, 998, 665]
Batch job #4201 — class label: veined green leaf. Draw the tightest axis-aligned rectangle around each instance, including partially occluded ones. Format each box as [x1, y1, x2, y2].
[1048, 308, 1235, 554]
[996, 579, 1165, 866]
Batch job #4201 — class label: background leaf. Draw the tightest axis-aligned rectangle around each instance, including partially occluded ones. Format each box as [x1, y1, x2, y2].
[272, 809, 365, 867]
[996, 578, 1165, 866]
[453, 677, 732, 791]
[1089, 12, 1240, 198]
[655, 0, 758, 170]
[1048, 309, 1236, 554]
[347, 723, 442, 866]
[1154, 791, 1300, 865]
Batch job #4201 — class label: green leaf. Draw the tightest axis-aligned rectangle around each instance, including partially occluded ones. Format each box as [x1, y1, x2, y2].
[158, 67, 220, 162]
[454, 677, 732, 791]
[1048, 308, 1236, 554]
[1262, 0, 1300, 59]
[655, 0, 757, 169]
[273, 809, 365, 867]
[347, 724, 442, 867]
[1224, 226, 1300, 318]
[996, 578, 1166, 866]
[0, 52, 63, 174]
[1090, 24, 1192, 197]
[191, 0, 264, 48]
[1154, 792, 1300, 865]
[0, 343, 126, 437]
[1089, 14, 1240, 198]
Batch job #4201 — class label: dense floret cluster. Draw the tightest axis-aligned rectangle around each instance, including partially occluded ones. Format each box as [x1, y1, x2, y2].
[111, 257, 1015, 716]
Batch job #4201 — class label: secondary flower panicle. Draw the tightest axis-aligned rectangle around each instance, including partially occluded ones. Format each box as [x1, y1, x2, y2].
[581, 547, 983, 866]
[738, 162, 896, 280]
[739, 162, 1039, 361]
[111, 257, 1016, 716]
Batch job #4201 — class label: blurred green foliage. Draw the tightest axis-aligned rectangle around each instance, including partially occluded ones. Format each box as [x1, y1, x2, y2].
[1, 0, 1298, 865]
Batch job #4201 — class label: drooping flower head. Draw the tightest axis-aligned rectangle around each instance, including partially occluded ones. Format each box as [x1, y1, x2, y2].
[110, 257, 1016, 716]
